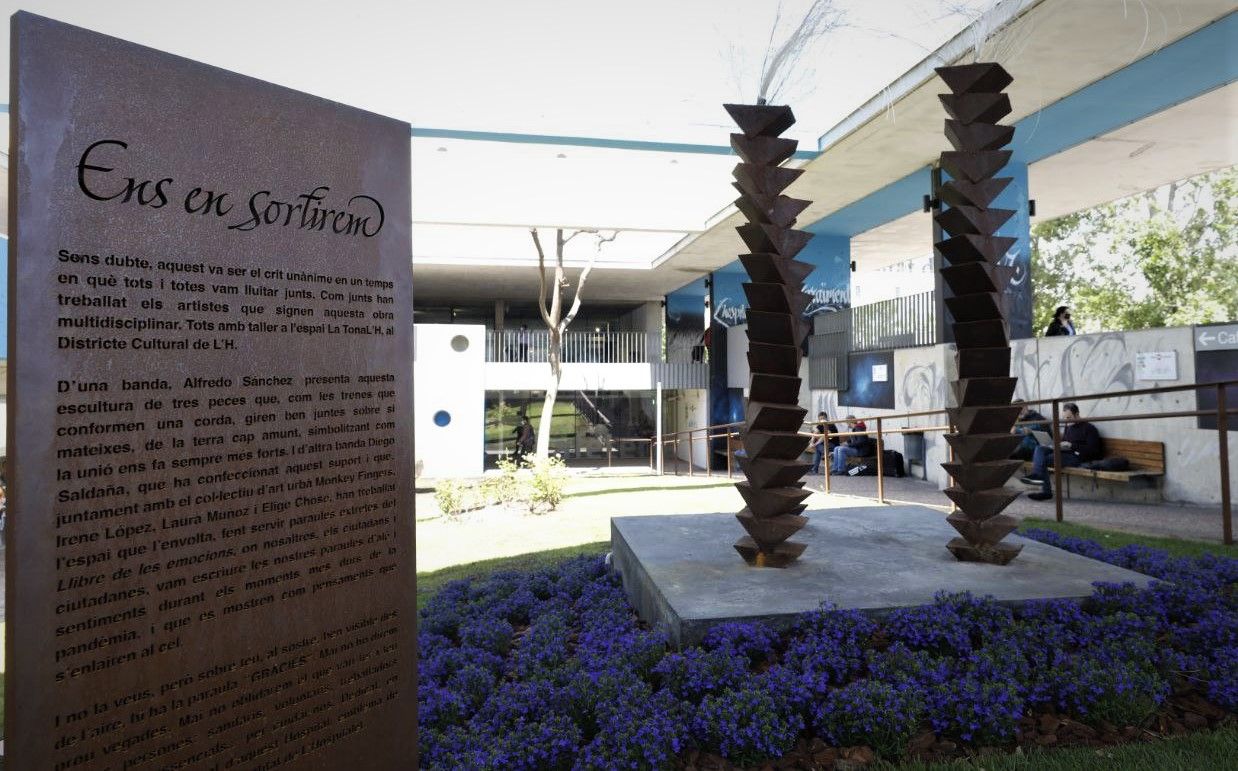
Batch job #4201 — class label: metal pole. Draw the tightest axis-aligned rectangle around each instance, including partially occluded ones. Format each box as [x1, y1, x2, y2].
[688, 429, 695, 477]
[655, 381, 663, 476]
[824, 428, 832, 494]
[1051, 400, 1063, 522]
[1218, 384, 1232, 546]
[706, 427, 713, 477]
[876, 417, 885, 504]
[726, 431, 733, 478]
[946, 430, 956, 513]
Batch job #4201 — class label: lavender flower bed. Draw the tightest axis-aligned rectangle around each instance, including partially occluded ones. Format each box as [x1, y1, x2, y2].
[418, 530, 1236, 769]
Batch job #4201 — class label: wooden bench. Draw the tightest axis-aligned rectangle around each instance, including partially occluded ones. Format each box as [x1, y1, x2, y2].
[1021, 437, 1165, 501]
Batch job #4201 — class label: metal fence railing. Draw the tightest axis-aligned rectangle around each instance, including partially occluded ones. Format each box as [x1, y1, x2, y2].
[813, 379, 1236, 546]
[652, 360, 709, 389]
[850, 290, 937, 352]
[487, 329, 653, 363]
[808, 291, 938, 387]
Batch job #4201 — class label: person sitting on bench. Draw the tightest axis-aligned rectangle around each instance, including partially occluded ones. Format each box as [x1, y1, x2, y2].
[1009, 400, 1049, 461]
[830, 415, 873, 474]
[1020, 402, 1101, 501]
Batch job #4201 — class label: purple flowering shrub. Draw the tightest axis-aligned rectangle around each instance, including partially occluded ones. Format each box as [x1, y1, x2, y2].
[418, 536, 1236, 768]
[653, 647, 749, 701]
[701, 621, 780, 664]
[816, 679, 924, 758]
[693, 686, 805, 765]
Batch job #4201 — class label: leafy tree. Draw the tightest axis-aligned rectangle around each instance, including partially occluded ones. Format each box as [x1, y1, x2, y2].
[1030, 167, 1237, 335]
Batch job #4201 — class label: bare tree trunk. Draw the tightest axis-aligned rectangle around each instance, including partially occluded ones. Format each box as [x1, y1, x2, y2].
[537, 336, 561, 458]
[530, 228, 607, 460]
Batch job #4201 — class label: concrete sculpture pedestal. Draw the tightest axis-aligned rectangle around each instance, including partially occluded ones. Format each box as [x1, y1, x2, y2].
[611, 506, 1155, 647]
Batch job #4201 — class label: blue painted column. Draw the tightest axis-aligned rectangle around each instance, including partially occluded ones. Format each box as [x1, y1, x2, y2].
[934, 159, 1031, 341]
[708, 267, 745, 466]
[664, 277, 707, 361]
[995, 160, 1032, 340]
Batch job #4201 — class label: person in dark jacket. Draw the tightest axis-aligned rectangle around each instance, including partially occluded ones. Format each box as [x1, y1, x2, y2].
[1045, 306, 1076, 337]
[512, 416, 535, 465]
[1020, 402, 1100, 500]
[1009, 401, 1049, 461]
[809, 411, 840, 474]
[830, 416, 873, 473]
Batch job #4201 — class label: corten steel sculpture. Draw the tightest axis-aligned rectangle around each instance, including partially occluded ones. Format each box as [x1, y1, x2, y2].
[933, 62, 1025, 565]
[725, 102, 815, 568]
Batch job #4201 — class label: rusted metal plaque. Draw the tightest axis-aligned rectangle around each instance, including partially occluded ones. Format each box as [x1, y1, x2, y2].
[7, 12, 415, 769]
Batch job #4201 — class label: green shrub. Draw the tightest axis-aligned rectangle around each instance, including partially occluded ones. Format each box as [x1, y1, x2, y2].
[433, 479, 469, 517]
[482, 458, 523, 507]
[526, 454, 567, 514]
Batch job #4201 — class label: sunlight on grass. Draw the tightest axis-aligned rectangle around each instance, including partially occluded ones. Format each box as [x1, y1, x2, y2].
[1020, 518, 1236, 559]
[416, 541, 608, 610]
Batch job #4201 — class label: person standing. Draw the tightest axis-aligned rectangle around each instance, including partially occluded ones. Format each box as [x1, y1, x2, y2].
[518, 324, 531, 361]
[512, 415, 535, 465]
[1020, 402, 1101, 501]
[1045, 306, 1076, 337]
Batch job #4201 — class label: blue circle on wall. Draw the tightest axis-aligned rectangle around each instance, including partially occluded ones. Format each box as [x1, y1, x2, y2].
[433, 410, 451, 427]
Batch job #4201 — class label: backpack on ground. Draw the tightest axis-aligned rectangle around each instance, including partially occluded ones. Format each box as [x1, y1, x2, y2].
[845, 450, 905, 478]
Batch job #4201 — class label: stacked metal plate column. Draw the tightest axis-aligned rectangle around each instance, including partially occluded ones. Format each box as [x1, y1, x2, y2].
[724, 103, 815, 568]
[933, 63, 1025, 565]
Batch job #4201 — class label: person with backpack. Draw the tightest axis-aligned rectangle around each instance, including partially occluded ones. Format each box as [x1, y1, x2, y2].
[512, 415, 536, 465]
[1020, 402, 1101, 501]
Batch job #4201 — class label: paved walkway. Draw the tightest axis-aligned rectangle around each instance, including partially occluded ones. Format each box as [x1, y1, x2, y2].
[808, 471, 1231, 544]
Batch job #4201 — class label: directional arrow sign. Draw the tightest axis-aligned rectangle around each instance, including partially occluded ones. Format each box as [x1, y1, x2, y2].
[1195, 323, 1238, 351]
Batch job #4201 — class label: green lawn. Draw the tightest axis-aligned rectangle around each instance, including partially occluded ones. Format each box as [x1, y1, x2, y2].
[885, 727, 1238, 770]
[1018, 517, 1236, 559]
[484, 399, 577, 444]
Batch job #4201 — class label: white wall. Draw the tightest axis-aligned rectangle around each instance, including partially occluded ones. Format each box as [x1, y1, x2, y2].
[1012, 327, 1233, 505]
[668, 388, 709, 469]
[414, 324, 485, 478]
[483, 362, 658, 391]
[810, 326, 1236, 505]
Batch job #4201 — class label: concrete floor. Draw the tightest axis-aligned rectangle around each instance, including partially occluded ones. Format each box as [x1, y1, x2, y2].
[808, 471, 1231, 544]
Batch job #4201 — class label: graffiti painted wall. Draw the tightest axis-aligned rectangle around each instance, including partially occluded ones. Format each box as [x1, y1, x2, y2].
[665, 277, 706, 361]
[709, 234, 851, 327]
[812, 326, 1236, 505]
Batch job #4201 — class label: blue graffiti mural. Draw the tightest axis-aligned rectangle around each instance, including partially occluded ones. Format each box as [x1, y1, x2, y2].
[708, 233, 851, 328]
[665, 277, 706, 360]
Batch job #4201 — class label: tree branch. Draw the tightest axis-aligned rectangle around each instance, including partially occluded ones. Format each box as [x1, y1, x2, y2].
[561, 231, 615, 331]
[531, 228, 553, 328]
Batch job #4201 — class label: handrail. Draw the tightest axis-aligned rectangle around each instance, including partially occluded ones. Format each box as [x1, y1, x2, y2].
[652, 379, 1235, 544]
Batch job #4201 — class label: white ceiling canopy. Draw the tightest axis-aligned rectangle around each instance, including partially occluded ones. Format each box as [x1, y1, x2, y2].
[410, 138, 738, 268]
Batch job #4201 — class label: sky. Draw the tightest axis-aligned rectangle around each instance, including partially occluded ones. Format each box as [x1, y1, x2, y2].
[0, 0, 990, 143]
[0, 0, 993, 266]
